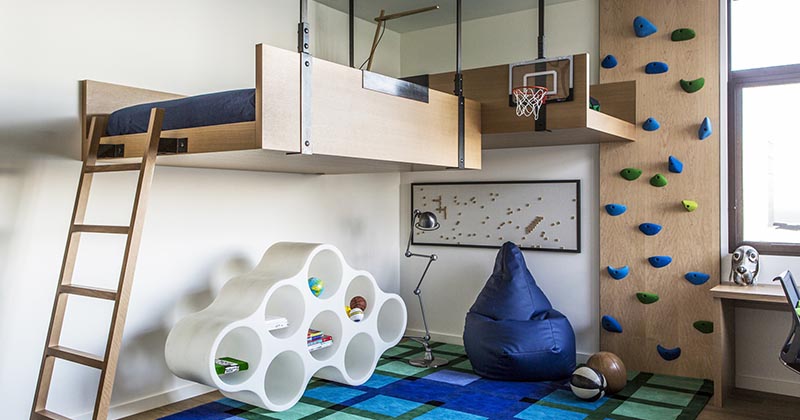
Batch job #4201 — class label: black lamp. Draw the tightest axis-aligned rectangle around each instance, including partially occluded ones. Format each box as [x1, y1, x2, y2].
[405, 209, 448, 368]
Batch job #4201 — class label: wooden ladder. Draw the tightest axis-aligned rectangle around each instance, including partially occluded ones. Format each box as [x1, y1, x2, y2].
[31, 108, 165, 420]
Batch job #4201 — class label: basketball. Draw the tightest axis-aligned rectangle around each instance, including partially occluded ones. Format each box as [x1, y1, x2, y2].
[570, 366, 607, 402]
[349, 296, 367, 311]
[586, 351, 627, 394]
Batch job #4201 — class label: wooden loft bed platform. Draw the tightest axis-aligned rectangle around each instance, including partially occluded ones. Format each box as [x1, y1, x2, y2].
[428, 53, 637, 148]
[80, 44, 482, 175]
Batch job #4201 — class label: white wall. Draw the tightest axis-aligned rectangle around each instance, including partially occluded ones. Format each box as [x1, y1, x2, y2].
[0, 1, 401, 418]
[398, 0, 600, 358]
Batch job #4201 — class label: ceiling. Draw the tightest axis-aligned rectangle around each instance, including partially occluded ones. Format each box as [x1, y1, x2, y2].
[316, 0, 579, 33]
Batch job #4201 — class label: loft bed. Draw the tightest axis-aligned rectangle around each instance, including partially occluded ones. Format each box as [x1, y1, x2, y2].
[80, 43, 483, 175]
[427, 53, 637, 148]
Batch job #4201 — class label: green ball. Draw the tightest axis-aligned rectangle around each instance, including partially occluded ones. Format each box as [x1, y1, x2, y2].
[308, 277, 324, 297]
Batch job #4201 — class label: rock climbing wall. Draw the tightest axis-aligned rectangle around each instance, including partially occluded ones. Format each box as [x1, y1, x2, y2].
[599, 0, 719, 380]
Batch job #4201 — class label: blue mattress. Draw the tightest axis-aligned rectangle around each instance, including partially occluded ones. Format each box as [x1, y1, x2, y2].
[106, 88, 256, 136]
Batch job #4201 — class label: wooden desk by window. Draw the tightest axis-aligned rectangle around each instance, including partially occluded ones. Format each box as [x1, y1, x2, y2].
[711, 283, 790, 407]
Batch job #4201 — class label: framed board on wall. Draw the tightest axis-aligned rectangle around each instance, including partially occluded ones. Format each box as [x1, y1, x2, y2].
[411, 180, 581, 252]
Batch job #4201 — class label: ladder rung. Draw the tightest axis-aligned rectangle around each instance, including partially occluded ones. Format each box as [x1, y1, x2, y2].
[71, 224, 129, 235]
[33, 409, 71, 420]
[47, 345, 104, 369]
[84, 163, 142, 173]
[60, 284, 117, 301]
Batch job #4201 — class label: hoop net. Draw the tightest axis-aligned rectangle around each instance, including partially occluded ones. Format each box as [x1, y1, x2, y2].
[512, 86, 548, 120]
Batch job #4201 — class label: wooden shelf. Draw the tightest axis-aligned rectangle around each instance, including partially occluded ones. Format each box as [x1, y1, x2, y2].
[710, 283, 788, 304]
[428, 53, 637, 148]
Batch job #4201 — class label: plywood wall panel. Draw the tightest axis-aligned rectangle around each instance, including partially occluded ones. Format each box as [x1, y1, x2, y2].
[599, 0, 719, 381]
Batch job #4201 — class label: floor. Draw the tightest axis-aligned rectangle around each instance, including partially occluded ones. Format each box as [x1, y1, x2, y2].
[124, 388, 800, 420]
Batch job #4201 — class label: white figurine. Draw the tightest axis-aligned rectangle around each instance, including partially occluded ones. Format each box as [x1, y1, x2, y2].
[730, 245, 760, 286]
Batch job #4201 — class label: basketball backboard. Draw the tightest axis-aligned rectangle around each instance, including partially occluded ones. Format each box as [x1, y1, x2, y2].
[509, 55, 574, 105]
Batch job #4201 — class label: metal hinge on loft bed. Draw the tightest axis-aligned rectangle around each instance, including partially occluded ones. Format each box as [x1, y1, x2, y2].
[298, 0, 312, 155]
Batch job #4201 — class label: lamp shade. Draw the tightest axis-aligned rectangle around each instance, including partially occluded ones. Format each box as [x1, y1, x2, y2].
[415, 211, 440, 231]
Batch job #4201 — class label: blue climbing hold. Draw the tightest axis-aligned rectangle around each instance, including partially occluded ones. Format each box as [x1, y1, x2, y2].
[643, 117, 660, 131]
[601, 55, 618, 69]
[605, 204, 627, 216]
[648, 256, 672, 268]
[657, 344, 682, 361]
[645, 61, 669, 74]
[634, 16, 658, 38]
[668, 156, 684, 174]
[699, 117, 713, 140]
[639, 223, 663, 236]
[685, 272, 711, 286]
[607, 265, 630, 280]
[602, 315, 623, 333]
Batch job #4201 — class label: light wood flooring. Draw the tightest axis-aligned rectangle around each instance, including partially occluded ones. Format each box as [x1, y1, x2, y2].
[124, 388, 800, 420]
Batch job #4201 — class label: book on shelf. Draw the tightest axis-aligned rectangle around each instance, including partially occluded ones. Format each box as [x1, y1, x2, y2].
[307, 328, 323, 340]
[307, 339, 333, 352]
[265, 315, 289, 331]
[215, 357, 249, 375]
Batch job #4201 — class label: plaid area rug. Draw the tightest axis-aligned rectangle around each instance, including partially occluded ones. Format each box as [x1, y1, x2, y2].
[164, 341, 712, 420]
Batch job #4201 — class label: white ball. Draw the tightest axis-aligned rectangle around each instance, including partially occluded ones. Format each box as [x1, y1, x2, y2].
[570, 366, 607, 402]
[349, 307, 364, 322]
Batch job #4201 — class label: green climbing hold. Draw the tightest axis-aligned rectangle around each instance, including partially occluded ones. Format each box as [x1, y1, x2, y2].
[680, 77, 705, 93]
[693, 320, 714, 334]
[620, 168, 642, 181]
[636, 292, 659, 304]
[682, 200, 698, 212]
[650, 173, 668, 187]
[671, 28, 696, 42]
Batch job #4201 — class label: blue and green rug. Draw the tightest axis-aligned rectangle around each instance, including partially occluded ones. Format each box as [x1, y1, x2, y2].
[164, 341, 712, 420]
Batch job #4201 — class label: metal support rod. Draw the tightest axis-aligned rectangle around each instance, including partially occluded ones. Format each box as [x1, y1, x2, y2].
[455, 0, 465, 169]
[537, 0, 545, 59]
[298, 0, 312, 154]
[349, 0, 354, 67]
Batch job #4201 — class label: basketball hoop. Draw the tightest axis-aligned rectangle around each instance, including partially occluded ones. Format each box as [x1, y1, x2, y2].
[512, 86, 548, 120]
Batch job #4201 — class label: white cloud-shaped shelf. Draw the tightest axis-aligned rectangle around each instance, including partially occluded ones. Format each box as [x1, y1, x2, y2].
[165, 242, 407, 411]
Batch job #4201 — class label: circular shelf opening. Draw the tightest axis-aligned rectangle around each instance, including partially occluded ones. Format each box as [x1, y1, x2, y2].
[344, 275, 376, 322]
[264, 350, 305, 406]
[345, 333, 376, 382]
[308, 310, 343, 362]
[214, 326, 262, 386]
[265, 284, 306, 339]
[307, 249, 343, 300]
[377, 298, 405, 344]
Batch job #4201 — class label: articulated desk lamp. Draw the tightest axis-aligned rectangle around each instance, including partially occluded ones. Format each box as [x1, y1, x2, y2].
[404, 209, 448, 368]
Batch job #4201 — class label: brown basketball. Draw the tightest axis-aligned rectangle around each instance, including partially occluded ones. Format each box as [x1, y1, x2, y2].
[586, 352, 627, 394]
[349, 296, 367, 311]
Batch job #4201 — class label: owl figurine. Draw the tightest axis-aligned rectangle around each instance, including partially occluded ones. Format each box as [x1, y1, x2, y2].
[730, 245, 760, 286]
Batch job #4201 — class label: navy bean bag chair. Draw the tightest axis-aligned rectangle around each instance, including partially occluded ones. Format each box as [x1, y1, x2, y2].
[463, 242, 576, 381]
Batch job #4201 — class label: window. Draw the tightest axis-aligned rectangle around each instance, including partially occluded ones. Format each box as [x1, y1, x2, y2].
[729, 0, 800, 254]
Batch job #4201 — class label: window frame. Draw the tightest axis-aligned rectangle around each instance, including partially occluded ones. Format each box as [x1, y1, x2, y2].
[728, 0, 800, 255]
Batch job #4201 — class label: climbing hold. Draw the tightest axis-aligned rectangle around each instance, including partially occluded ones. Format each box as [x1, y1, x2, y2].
[693, 321, 714, 334]
[633, 16, 658, 38]
[657, 344, 682, 361]
[680, 77, 705, 93]
[602, 315, 623, 333]
[643, 117, 661, 131]
[620, 168, 642, 181]
[668, 156, 684, 174]
[605, 204, 627, 216]
[681, 200, 698, 212]
[636, 292, 660, 304]
[685, 272, 711, 285]
[639, 223, 663, 236]
[648, 256, 672, 268]
[671, 28, 696, 42]
[601, 55, 618, 69]
[650, 174, 668, 187]
[645, 61, 669, 74]
[607, 265, 630, 280]
[589, 96, 601, 111]
[698, 117, 712, 140]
